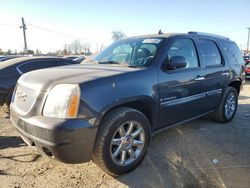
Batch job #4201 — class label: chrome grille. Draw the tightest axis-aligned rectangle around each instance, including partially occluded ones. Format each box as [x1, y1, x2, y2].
[13, 84, 38, 114]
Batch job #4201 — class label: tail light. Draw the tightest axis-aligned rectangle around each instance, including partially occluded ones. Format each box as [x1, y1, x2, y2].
[245, 67, 250, 73]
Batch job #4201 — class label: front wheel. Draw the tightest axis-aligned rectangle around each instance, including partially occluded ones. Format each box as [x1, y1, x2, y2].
[92, 107, 151, 176]
[212, 86, 238, 123]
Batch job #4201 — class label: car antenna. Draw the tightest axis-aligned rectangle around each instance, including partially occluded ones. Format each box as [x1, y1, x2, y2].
[158, 29, 163, 34]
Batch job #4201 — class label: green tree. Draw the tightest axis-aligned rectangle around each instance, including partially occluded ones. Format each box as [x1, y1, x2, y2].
[27, 50, 34, 54]
[6, 49, 12, 55]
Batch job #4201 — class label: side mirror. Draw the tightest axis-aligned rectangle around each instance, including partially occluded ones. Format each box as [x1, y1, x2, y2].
[163, 56, 187, 70]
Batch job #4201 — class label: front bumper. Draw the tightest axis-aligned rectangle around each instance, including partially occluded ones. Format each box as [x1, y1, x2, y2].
[10, 106, 98, 163]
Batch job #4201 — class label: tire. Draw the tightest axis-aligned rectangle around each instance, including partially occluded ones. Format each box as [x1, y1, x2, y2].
[212, 86, 238, 123]
[92, 107, 151, 176]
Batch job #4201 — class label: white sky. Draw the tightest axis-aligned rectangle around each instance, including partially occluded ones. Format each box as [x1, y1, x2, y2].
[0, 0, 249, 53]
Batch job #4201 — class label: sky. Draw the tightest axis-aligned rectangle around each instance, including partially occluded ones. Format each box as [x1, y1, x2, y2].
[0, 0, 249, 53]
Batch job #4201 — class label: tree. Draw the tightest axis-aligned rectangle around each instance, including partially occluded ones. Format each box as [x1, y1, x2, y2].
[6, 49, 12, 55]
[63, 44, 71, 55]
[0, 49, 3, 55]
[35, 49, 41, 55]
[112, 30, 126, 41]
[82, 42, 91, 54]
[27, 50, 34, 55]
[70, 40, 82, 54]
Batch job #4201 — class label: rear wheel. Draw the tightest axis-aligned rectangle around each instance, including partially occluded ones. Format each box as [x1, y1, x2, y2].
[92, 107, 151, 176]
[212, 86, 238, 123]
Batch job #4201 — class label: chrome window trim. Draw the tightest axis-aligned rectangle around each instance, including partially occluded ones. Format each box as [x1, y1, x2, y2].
[16, 61, 35, 75]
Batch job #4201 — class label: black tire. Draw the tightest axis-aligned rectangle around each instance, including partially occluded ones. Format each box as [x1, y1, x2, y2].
[212, 86, 238, 123]
[92, 107, 151, 176]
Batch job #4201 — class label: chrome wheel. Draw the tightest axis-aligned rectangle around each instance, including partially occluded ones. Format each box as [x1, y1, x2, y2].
[224, 92, 236, 119]
[110, 121, 145, 166]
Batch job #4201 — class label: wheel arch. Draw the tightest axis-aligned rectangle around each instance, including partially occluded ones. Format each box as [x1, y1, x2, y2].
[96, 97, 158, 131]
[228, 80, 242, 95]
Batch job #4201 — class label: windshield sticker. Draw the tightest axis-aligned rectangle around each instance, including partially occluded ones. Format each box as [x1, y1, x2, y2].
[142, 39, 162, 44]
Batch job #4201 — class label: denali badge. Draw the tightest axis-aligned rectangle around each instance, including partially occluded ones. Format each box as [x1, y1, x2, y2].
[17, 90, 28, 102]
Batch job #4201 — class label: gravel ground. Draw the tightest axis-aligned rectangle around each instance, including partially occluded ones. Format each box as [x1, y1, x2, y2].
[0, 81, 250, 188]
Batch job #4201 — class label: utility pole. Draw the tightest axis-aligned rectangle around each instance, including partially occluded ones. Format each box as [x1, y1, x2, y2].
[20, 17, 28, 53]
[247, 27, 250, 53]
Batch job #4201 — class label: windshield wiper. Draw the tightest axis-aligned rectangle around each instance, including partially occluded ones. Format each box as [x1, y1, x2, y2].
[98, 61, 120, 64]
[97, 60, 139, 68]
[98, 61, 130, 67]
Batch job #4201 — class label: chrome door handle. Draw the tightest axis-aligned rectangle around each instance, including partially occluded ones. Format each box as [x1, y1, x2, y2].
[195, 76, 205, 81]
[222, 72, 229, 76]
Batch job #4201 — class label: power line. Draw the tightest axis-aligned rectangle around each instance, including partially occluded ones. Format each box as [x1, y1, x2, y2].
[0, 23, 18, 26]
[222, 28, 246, 33]
[0, 22, 98, 42]
[27, 23, 97, 42]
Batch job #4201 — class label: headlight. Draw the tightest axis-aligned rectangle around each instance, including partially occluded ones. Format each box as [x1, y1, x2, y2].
[43, 84, 80, 118]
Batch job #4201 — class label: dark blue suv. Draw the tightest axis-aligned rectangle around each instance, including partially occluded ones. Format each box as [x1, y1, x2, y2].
[10, 32, 245, 176]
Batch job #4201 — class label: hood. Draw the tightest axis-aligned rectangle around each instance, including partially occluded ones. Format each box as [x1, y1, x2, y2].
[18, 64, 140, 91]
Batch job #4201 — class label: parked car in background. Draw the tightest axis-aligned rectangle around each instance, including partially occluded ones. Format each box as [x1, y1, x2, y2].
[63, 55, 80, 60]
[243, 55, 250, 65]
[63, 55, 86, 63]
[72, 56, 86, 64]
[245, 63, 250, 79]
[10, 32, 244, 176]
[0, 55, 23, 62]
[0, 56, 76, 106]
[0, 56, 7, 61]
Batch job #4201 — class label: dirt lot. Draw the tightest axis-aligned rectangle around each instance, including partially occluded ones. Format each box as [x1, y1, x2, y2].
[0, 81, 250, 188]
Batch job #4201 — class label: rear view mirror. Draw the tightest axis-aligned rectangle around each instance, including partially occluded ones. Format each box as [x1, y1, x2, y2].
[163, 56, 187, 70]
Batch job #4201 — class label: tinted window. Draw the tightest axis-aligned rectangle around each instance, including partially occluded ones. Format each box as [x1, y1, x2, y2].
[168, 38, 199, 68]
[52, 60, 72, 66]
[199, 39, 222, 66]
[0, 66, 18, 77]
[222, 42, 244, 65]
[17, 59, 69, 74]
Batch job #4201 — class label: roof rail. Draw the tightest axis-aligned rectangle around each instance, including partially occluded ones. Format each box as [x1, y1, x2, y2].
[188, 31, 229, 40]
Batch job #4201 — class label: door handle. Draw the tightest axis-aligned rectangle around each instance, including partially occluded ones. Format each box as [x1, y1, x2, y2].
[222, 72, 229, 76]
[195, 76, 205, 81]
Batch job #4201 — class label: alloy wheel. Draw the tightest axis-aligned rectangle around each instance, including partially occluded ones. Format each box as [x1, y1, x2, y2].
[110, 121, 145, 166]
[224, 92, 236, 119]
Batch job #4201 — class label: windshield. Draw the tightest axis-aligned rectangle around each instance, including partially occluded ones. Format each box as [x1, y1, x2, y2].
[90, 38, 162, 67]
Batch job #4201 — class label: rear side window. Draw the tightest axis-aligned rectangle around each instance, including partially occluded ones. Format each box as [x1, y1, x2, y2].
[222, 42, 244, 65]
[199, 39, 222, 66]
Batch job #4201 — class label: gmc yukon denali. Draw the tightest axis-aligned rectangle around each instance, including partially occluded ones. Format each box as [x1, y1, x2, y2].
[10, 32, 245, 176]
